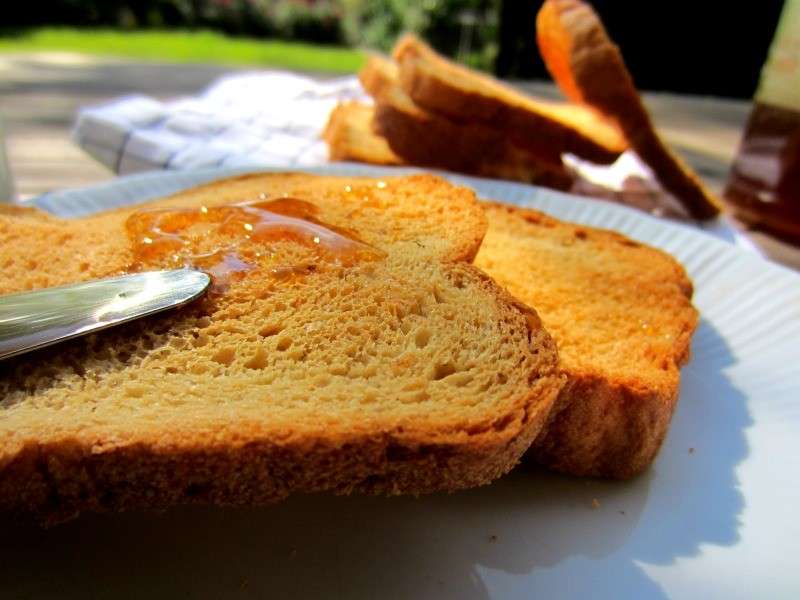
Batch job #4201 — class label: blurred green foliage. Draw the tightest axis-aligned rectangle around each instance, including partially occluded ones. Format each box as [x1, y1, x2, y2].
[0, 27, 364, 72]
[4, 0, 499, 69]
[266, 1, 344, 43]
[341, 0, 498, 69]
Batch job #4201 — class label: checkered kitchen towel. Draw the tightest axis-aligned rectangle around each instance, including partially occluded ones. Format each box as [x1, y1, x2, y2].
[73, 71, 368, 176]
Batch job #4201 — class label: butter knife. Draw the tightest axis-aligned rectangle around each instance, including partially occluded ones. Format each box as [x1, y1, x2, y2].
[0, 269, 210, 361]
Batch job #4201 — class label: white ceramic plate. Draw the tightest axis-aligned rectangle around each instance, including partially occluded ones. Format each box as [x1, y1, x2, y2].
[4, 166, 800, 599]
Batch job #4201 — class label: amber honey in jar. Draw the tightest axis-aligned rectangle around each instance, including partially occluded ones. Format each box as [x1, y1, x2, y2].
[725, 0, 800, 239]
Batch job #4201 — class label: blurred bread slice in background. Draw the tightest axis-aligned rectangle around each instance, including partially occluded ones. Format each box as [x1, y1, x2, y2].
[392, 34, 627, 166]
[355, 55, 574, 188]
[323, 101, 402, 165]
[537, 0, 723, 219]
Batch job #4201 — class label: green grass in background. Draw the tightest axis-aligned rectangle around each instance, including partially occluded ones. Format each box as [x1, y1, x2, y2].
[0, 27, 366, 73]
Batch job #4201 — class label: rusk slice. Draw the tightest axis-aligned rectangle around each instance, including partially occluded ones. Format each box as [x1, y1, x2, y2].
[536, 0, 723, 219]
[0, 173, 563, 522]
[323, 101, 403, 165]
[359, 55, 574, 189]
[392, 34, 627, 165]
[476, 203, 698, 478]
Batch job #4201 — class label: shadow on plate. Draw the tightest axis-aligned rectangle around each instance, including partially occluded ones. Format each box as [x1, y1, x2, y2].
[0, 319, 750, 599]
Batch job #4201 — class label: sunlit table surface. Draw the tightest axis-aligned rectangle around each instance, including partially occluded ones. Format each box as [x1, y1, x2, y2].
[1, 52, 798, 271]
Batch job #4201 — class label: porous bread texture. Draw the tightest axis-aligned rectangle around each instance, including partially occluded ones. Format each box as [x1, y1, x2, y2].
[0, 173, 564, 522]
[392, 34, 627, 165]
[476, 203, 698, 478]
[536, 0, 723, 219]
[358, 55, 574, 189]
[323, 102, 403, 165]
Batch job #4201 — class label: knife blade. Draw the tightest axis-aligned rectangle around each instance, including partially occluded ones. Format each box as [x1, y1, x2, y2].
[0, 269, 210, 361]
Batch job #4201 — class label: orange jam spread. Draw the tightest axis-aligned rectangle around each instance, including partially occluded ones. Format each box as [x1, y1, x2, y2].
[125, 197, 384, 288]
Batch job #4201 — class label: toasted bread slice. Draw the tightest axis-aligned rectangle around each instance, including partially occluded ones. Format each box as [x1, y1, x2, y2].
[476, 203, 698, 478]
[392, 34, 627, 165]
[359, 55, 574, 189]
[0, 173, 564, 523]
[536, 0, 723, 219]
[323, 101, 403, 165]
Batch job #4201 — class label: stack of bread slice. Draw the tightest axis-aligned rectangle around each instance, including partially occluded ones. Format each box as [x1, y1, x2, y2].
[329, 35, 624, 191]
[325, 0, 722, 220]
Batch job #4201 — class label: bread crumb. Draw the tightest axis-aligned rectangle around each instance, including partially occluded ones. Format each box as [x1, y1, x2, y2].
[591, 498, 601, 509]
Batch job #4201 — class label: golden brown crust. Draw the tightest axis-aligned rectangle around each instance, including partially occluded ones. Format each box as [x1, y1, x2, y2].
[476, 201, 698, 478]
[536, 0, 723, 219]
[0, 205, 58, 222]
[0, 381, 549, 525]
[533, 375, 678, 479]
[392, 34, 627, 165]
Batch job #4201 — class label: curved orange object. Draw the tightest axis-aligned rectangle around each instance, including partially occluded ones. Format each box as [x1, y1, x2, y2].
[537, 0, 724, 219]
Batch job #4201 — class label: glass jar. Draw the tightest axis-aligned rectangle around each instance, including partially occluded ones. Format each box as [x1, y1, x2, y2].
[725, 0, 800, 240]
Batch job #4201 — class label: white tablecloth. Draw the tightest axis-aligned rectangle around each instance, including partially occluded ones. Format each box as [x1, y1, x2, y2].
[73, 71, 368, 176]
